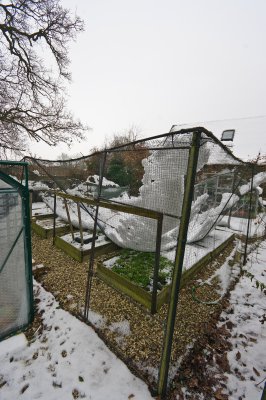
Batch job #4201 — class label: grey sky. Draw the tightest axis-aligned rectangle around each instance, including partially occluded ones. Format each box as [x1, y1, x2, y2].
[30, 0, 266, 160]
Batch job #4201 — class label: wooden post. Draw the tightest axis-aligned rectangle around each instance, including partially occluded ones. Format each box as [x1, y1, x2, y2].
[63, 198, 75, 241]
[84, 151, 107, 319]
[77, 203, 84, 246]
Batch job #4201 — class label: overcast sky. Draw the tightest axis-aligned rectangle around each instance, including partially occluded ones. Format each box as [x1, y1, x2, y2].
[30, 0, 266, 161]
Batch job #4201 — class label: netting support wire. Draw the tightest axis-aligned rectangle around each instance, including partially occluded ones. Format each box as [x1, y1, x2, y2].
[243, 164, 255, 265]
[151, 213, 164, 314]
[52, 187, 57, 245]
[158, 131, 202, 398]
[84, 150, 107, 320]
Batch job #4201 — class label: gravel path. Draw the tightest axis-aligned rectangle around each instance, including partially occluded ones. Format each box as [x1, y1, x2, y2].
[31, 232, 237, 391]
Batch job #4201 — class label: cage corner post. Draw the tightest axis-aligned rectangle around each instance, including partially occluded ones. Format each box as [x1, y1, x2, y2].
[157, 130, 202, 398]
[52, 186, 57, 245]
[243, 163, 255, 266]
[151, 213, 163, 314]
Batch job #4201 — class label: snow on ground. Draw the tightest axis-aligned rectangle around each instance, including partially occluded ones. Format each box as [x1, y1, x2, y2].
[0, 281, 153, 400]
[220, 241, 266, 399]
[28, 181, 50, 191]
[35, 217, 68, 229]
[219, 214, 266, 238]
[163, 228, 233, 266]
[87, 175, 119, 187]
[32, 202, 53, 217]
[174, 239, 266, 399]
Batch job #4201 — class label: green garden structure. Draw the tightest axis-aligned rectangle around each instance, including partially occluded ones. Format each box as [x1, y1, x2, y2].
[0, 161, 34, 341]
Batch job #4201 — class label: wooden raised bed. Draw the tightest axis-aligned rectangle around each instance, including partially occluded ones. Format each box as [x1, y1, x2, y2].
[31, 217, 69, 239]
[32, 212, 54, 220]
[96, 233, 235, 313]
[97, 263, 170, 312]
[54, 234, 119, 262]
[180, 233, 235, 285]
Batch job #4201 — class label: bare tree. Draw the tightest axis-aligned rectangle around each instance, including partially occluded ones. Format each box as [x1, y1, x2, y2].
[105, 124, 141, 148]
[0, 0, 87, 156]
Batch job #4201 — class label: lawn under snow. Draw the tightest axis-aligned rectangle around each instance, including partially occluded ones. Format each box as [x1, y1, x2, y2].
[0, 281, 153, 400]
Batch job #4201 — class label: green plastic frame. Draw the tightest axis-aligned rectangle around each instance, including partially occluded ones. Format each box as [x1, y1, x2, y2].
[0, 162, 34, 341]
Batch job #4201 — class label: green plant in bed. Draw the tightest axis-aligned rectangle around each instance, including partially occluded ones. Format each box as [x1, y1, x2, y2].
[111, 249, 173, 291]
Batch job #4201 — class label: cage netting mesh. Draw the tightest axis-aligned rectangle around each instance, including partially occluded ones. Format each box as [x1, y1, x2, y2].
[20, 127, 266, 393]
[24, 129, 258, 253]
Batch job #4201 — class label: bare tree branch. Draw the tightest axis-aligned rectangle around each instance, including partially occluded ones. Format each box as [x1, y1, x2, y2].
[0, 0, 87, 157]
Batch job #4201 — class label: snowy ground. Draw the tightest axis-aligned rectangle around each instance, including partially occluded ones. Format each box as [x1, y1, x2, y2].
[176, 241, 266, 400]
[32, 202, 53, 218]
[221, 240, 266, 400]
[219, 214, 266, 238]
[0, 281, 153, 400]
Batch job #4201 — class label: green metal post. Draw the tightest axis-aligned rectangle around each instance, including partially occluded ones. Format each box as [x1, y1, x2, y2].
[157, 131, 201, 398]
[151, 213, 163, 314]
[261, 382, 266, 400]
[243, 164, 255, 266]
[53, 190, 57, 245]
[22, 163, 34, 326]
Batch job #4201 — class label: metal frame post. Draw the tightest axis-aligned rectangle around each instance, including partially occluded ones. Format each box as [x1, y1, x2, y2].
[157, 131, 202, 398]
[227, 169, 236, 228]
[29, 190, 33, 220]
[52, 190, 57, 245]
[22, 166, 34, 328]
[261, 382, 266, 400]
[0, 165, 34, 340]
[243, 164, 255, 266]
[151, 213, 163, 314]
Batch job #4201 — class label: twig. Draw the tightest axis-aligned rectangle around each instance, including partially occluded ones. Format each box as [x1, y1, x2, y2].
[256, 376, 266, 387]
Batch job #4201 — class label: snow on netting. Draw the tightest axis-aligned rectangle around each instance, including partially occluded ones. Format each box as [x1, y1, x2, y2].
[0, 173, 32, 340]
[23, 129, 266, 392]
[24, 128, 266, 252]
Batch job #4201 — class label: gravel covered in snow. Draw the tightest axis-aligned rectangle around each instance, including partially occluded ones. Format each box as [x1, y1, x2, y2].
[0, 282, 153, 400]
[220, 241, 266, 399]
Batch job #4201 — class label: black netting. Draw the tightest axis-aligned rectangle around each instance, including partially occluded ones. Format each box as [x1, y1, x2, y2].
[25, 128, 266, 394]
